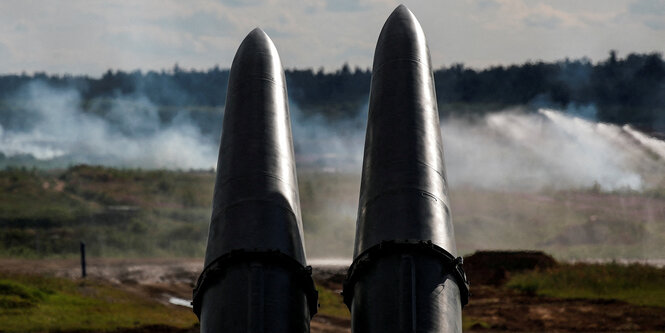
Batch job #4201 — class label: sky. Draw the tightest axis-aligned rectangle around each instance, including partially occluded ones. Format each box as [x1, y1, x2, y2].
[0, 0, 664, 76]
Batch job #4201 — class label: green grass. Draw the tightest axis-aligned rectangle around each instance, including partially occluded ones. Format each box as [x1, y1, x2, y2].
[462, 315, 490, 330]
[0, 273, 197, 332]
[316, 286, 350, 318]
[507, 263, 665, 308]
[0, 279, 48, 309]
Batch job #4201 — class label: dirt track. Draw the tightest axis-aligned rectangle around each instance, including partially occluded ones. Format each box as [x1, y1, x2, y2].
[2, 258, 664, 332]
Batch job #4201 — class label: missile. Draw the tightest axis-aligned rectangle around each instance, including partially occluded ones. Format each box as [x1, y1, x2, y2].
[192, 28, 317, 332]
[343, 5, 469, 333]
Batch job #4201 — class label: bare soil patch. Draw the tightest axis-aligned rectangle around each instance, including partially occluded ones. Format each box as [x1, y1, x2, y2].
[465, 285, 665, 332]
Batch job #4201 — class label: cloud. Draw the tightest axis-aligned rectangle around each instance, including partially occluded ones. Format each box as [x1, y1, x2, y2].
[628, 0, 665, 30]
[476, 0, 501, 10]
[645, 19, 665, 30]
[523, 13, 563, 29]
[470, 1, 587, 30]
[0, 0, 664, 75]
[0, 41, 9, 59]
[629, 0, 665, 15]
[323, 0, 376, 12]
[162, 11, 238, 37]
[220, 0, 267, 7]
[104, 26, 188, 56]
[12, 22, 28, 33]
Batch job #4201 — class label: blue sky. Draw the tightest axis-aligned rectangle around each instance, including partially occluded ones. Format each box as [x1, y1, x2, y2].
[1, 0, 664, 75]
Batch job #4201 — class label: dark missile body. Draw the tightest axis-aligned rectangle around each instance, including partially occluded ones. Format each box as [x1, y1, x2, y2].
[193, 28, 317, 333]
[343, 5, 468, 333]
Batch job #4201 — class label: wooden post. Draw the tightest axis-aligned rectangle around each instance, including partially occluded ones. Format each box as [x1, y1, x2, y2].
[80, 242, 86, 278]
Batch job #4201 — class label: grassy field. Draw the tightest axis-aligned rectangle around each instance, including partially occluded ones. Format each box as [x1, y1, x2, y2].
[1, 165, 664, 260]
[316, 286, 349, 319]
[2, 165, 664, 332]
[0, 166, 213, 258]
[0, 273, 197, 332]
[451, 186, 665, 259]
[506, 262, 665, 308]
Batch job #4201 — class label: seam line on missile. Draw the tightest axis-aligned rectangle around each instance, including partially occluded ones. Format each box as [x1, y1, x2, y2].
[226, 76, 286, 92]
[211, 197, 300, 224]
[372, 56, 430, 75]
[216, 173, 299, 198]
[217, 171, 295, 189]
[360, 186, 450, 210]
[214, 173, 300, 211]
[363, 158, 446, 179]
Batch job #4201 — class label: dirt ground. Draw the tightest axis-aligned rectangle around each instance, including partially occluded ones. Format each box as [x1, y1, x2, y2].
[465, 285, 665, 332]
[1, 258, 664, 332]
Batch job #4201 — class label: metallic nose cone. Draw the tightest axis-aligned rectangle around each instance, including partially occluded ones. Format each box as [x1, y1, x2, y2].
[344, 5, 468, 333]
[210, 27, 304, 265]
[358, 4, 452, 256]
[193, 28, 316, 332]
[372, 4, 431, 77]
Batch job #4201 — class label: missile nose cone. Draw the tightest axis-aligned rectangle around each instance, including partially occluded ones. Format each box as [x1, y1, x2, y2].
[205, 27, 305, 267]
[229, 28, 286, 91]
[356, 4, 450, 256]
[373, 4, 430, 73]
[344, 6, 467, 330]
[194, 28, 318, 329]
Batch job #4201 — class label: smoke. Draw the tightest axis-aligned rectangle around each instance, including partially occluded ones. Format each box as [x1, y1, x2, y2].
[1, 82, 664, 193]
[0, 81, 368, 172]
[289, 105, 665, 192]
[290, 104, 366, 173]
[0, 82, 217, 169]
[3, 84, 665, 260]
[442, 108, 665, 191]
[623, 124, 665, 159]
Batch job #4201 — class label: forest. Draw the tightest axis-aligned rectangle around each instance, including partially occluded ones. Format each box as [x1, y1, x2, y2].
[0, 51, 663, 129]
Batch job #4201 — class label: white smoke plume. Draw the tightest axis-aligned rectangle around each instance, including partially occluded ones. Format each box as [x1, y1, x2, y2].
[289, 106, 665, 192]
[0, 82, 217, 169]
[623, 124, 665, 160]
[1, 82, 664, 193]
[441, 109, 664, 191]
[290, 104, 366, 173]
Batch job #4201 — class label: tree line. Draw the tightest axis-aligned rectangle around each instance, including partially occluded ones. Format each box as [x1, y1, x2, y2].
[0, 51, 663, 128]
